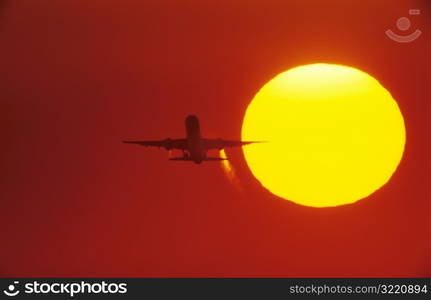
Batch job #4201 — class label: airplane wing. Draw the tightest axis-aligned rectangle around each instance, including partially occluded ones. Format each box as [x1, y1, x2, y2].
[202, 138, 261, 150]
[123, 139, 187, 150]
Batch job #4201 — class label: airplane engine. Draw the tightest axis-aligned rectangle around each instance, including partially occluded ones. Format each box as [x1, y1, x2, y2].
[217, 138, 223, 150]
[164, 138, 172, 150]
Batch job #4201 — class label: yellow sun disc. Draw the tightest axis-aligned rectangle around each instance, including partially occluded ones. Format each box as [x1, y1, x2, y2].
[241, 64, 406, 207]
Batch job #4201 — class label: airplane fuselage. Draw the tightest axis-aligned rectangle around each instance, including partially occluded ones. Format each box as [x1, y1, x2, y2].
[185, 115, 205, 164]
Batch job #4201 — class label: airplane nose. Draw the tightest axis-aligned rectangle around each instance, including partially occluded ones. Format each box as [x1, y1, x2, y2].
[186, 115, 198, 125]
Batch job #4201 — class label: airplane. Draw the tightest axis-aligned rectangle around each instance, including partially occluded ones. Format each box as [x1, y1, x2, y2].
[123, 115, 260, 164]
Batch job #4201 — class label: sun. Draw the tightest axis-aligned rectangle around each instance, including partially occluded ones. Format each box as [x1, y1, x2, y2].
[241, 63, 406, 207]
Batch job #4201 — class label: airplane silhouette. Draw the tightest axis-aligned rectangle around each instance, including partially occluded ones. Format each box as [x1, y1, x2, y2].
[123, 115, 260, 164]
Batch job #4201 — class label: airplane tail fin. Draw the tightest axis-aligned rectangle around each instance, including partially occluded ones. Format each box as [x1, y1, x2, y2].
[169, 157, 192, 161]
[168, 157, 227, 162]
[203, 157, 227, 161]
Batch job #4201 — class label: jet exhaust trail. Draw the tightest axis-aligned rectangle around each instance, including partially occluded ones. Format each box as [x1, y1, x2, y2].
[219, 149, 242, 191]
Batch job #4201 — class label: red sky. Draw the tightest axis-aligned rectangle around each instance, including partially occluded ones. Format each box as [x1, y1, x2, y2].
[0, 0, 430, 277]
